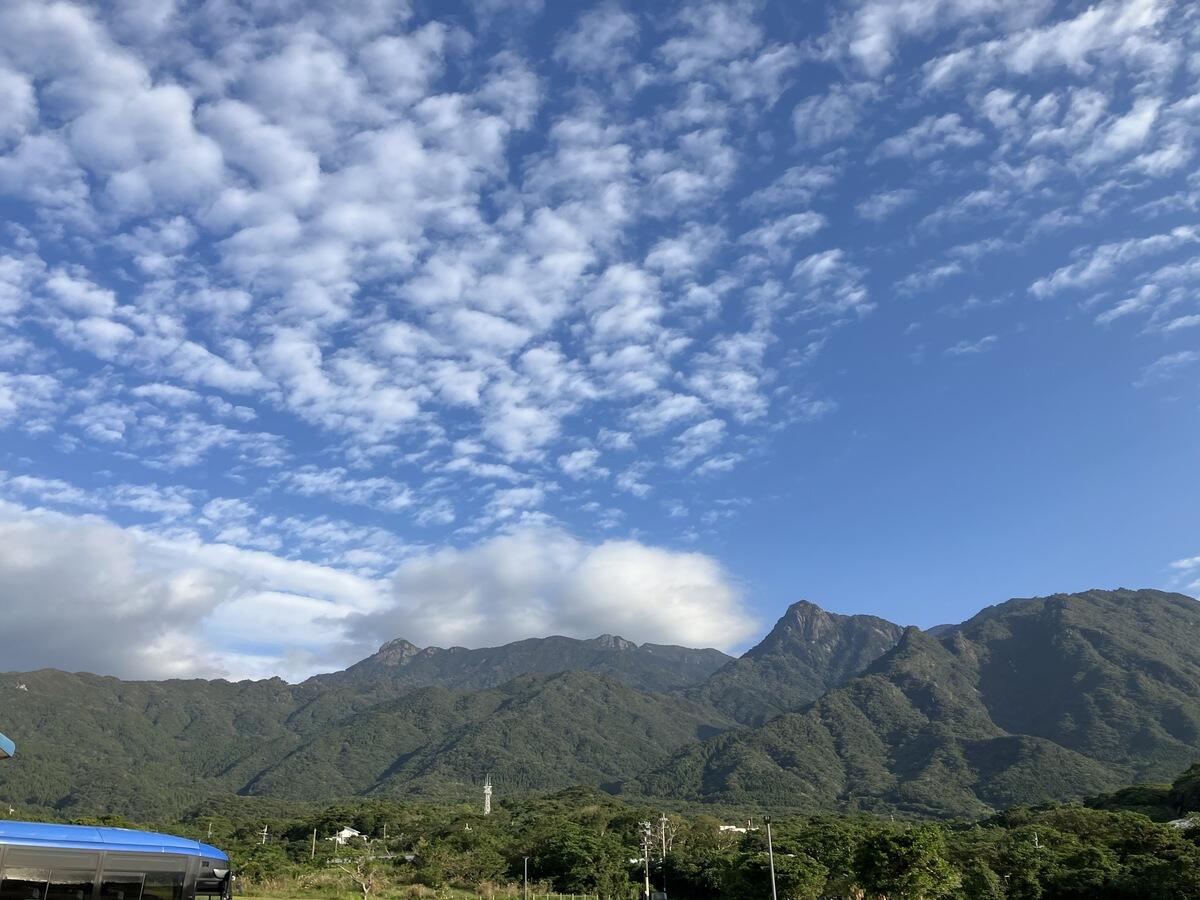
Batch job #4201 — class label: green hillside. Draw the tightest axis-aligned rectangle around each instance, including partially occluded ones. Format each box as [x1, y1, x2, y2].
[690, 600, 904, 724]
[2, 589, 1198, 822]
[629, 589, 1200, 817]
[0, 668, 728, 819]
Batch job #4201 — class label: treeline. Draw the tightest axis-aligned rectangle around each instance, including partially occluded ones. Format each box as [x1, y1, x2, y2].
[59, 765, 1200, 900]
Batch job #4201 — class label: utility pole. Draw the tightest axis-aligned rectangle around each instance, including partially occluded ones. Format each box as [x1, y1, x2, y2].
[311, 829, 317, 860]
[207, 821, 213, 840]
[640, 822, 652, 900]
[260, 825, 269, 846]
[659, 813, 669, 895]
[523, 856, 529, 900]
[484, 773, 492, 817]
[765, 817, 778, 900]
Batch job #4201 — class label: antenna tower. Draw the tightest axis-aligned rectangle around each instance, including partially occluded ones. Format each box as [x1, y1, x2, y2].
[483, 773, 493, 816]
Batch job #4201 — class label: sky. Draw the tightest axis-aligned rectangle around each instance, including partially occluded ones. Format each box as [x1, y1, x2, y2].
[1, 0, 1199, 681]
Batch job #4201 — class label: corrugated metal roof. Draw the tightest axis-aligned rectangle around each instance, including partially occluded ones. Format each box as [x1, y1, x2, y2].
[0, 733, 13, 759]
[0, 821, 227, 860]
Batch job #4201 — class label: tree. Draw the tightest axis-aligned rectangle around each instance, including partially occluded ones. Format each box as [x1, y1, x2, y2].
[1170, 763, 1200, 815]
[666, 846, 734, 899]
[856, 825, 961, 900]
[532, 824, 630, 898]
[335, 844, 390, 900]
[734, 851, 827, 900]
[230, 843, 292, 885]
[953, 859, 1005, 900]
[788, 816, 874, 896]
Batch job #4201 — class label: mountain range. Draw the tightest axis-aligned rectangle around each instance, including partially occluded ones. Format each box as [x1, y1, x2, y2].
[325, 633, 733, 694]
[1, 588, 1198, 821]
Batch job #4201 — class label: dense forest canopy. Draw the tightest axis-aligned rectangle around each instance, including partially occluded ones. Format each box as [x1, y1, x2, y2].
[35, 763, 1200, 900]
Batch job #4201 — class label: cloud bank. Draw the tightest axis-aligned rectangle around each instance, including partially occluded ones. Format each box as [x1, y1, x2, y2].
[0, 502, 754, 680]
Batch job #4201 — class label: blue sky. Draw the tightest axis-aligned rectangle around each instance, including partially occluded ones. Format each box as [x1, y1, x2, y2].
[1, 0, 1198, 679]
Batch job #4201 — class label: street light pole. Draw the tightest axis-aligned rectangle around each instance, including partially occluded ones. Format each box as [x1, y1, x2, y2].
[765, 817, 778, 900]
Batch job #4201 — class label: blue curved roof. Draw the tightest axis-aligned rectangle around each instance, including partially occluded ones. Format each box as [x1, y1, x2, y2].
[0, 733, 13, 759]
[0, 821, 227, 861]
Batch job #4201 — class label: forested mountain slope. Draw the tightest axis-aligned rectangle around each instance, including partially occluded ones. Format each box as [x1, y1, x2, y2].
[325, 633, 732, 693]
[2, 590, 1196, 822]
[629, 589, 1200, 817]
[689, 600, 903, 724]
[0, 667, 729, 819]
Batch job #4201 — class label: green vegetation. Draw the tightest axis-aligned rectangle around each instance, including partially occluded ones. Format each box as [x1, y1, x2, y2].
[332, 635, 732, 695]
[633, 590, 1200, 817]
[2, 589, 1199, 821]
[0, 669, 729, 819]
[1170, 764, 1200, 816]
[688, 600, 903, 725]
[37, 762, 1200, 900]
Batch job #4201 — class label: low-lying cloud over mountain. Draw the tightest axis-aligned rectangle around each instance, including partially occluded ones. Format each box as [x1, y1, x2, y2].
[0, 501, 754, 680]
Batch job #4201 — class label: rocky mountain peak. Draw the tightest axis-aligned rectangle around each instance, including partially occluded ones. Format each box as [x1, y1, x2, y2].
[372, 638, 423, 665]
[592, 634, 638, 652]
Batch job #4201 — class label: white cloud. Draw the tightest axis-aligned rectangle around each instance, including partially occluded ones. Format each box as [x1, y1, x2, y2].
[946, 334, 999, 355]
[793, 84, 872, 147]
[1170, 552, 1200, 591]
[658, 1, 763, 81]
[846, 0, 1052, 76]
[792, 249, 872, 316]
[1079, 97, 1161, 166]
[740, 213, 825, 261]
[0, 372, 59, 430]
[360, 22, 453, 103]
[282, 465, 414, 512]
[0, 501, 385, 679]
[744, 168, 838, 217]
[1135, 350, 1199, 387]
[347, 527, 757, 651]
[874, 113, 984, 160]
[558, 447, 607, 479]
[628, 392, 707, 434]
[670, 417, 726, 467]
[555, 4, 638, 74]
[922, 0, 1173, 87]
[0, 65, 36, 147]
[45, 269, 117, 316]
[1030, 226, 1199, 297]
[857, 188, 917, 221]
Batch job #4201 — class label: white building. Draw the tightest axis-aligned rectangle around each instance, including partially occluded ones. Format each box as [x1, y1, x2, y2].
[328, 826, 363, 846]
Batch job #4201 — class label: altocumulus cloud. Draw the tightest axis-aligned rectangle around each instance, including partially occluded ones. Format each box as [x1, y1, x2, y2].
[0, 502, 755, 679]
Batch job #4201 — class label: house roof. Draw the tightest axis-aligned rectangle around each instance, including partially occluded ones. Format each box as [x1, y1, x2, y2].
[0, 733, 12, 759]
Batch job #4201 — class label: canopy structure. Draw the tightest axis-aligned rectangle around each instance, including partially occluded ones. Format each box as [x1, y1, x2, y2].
[0, 821, 228, 860]
[0, 732, 13, 759]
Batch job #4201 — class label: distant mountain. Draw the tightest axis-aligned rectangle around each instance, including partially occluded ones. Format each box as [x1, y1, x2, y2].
[690, 600, 904, 724]
[4, 589, 1198, 822]
[629, 589, 1200, 817]
[244, 671, 731, 802]
[325, 633, 734, 694]
[0, 667, 730, 819]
